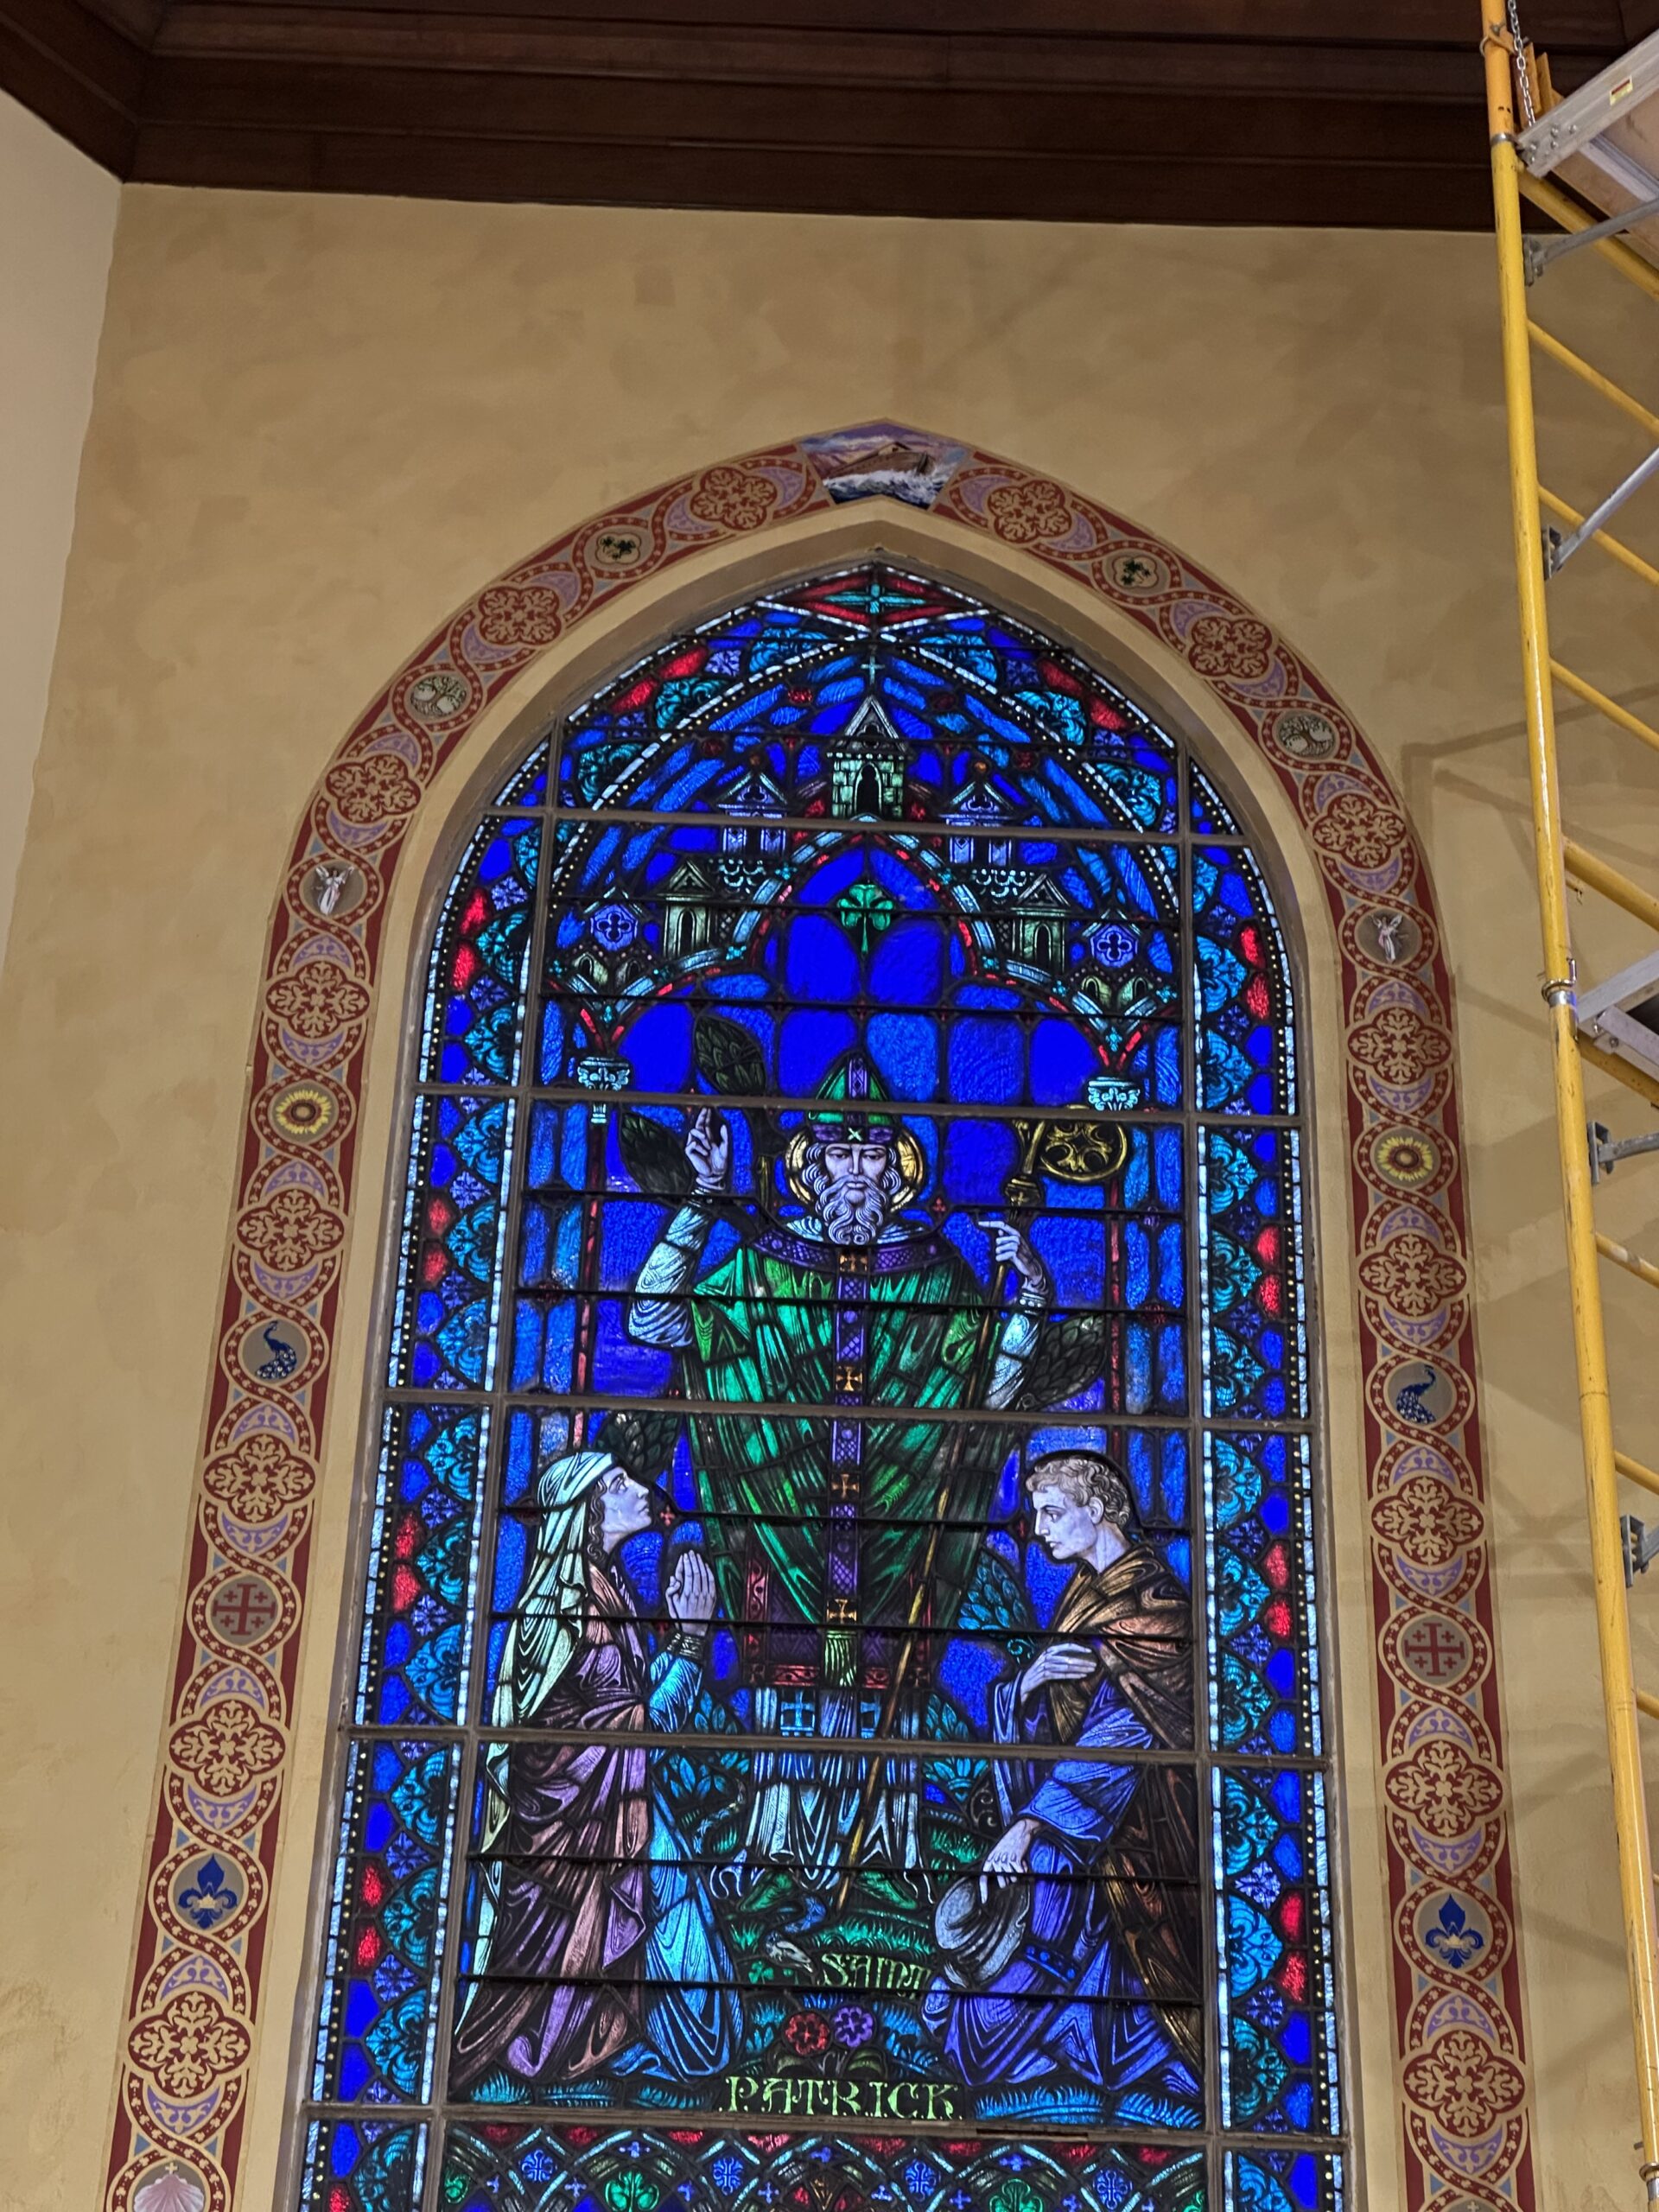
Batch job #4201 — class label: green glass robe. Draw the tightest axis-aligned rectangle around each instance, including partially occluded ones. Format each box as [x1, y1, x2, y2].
[683, 1221, 1024, 1644]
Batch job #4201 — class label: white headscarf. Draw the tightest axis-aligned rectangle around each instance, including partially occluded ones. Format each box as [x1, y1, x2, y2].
[464, 1449, 619, 2012]
[493, 1448, 618, 1731]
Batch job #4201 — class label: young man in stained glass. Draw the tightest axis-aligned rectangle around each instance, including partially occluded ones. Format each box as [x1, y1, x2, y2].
[629, 1048, 1051, 1881]
[929, 1447, 1203, 2125]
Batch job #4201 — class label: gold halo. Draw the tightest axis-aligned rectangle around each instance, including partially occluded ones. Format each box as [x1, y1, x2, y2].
[784, 1124, 927, 1211]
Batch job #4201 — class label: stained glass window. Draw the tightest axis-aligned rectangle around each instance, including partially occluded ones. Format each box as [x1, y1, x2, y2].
[299, 566, 1344, 2212]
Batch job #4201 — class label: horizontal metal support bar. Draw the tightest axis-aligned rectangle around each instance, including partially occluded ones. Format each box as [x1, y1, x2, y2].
[1565, 837, 1659, 936]
[543, 804, 1219, 853]
[301, 2098, 1311, 2149]
[1592, 1121, 1659, 1178]
[1519, 168, 1659, 304]
[1599, 1232, 1659, 1293]
[342, 1719, 1253, 1767]
[1529, 322, 1659, 442]
[378, 1384, 1316, 1436]
[1639, 1686, 1659, 1721]
[1541, 492, 1659, 594]
[1546, 444, 1659, 575]
[1622, 1451, 1659, 1500]
[1581, 1034, 1659, 1112]
[1526, 189, 1659, 279]
[414, 1081, 1286, 1129]
[1605, 1130, 1659, 1168]
[1517, 29, 1659, 177]
[1554, 661, 1659, 758]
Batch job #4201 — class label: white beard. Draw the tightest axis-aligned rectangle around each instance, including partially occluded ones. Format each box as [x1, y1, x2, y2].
[815, 1176, 889, 1246]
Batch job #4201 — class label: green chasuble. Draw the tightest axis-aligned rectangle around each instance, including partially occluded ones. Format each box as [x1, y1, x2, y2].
[683, 1218, 1014, 1647]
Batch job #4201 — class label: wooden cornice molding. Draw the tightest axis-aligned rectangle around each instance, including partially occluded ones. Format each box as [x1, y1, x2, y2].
[0, 0, 143, 168]
[0, 1, 1639, 226]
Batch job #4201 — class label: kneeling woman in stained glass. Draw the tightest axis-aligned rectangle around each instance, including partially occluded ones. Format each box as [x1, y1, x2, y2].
[451, 1450, 738, 2095]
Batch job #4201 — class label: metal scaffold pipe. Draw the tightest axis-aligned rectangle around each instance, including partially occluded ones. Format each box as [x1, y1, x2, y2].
[1480, 10, 1659, 2194]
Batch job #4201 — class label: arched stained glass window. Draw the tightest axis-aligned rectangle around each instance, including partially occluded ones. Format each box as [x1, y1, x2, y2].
[300, 566, 1344, 2212]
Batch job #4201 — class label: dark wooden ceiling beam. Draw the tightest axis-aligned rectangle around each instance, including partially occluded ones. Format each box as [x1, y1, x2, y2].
[145, 10, 1529, 101]
[133, 118, 1498, 228]
[139, 58, 1489, 162]
[0, 0, 1639, 226]
[146, 0, 1629, 40]
[0, 0, 142, 168]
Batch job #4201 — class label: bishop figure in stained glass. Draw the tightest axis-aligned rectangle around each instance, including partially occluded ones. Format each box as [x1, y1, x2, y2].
[630, 1048, 1051, 1877]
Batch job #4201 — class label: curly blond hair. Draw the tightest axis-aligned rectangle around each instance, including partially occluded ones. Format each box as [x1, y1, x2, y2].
[1026, 1448, 1136, 1531]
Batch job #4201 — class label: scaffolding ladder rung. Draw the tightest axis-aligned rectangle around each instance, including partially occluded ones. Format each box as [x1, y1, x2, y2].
[1564, 838, 1659, 935]
[1529, 322, 1659, 441]
[1554, 662, 1659, 755]
[1541, 491, 1659, 593]
[1622, 1452, 1659, 1500]
[1599, 1233, 1659, 1292]
[1581, 1035, 1659, 1110]
[1638, 1687, 1659, 1723]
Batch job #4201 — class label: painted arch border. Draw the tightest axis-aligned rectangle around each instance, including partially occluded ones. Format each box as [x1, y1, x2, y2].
[104, 429, 1533, 2212]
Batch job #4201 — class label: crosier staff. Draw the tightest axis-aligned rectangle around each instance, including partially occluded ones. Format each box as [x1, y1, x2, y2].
[833, 1113, 1128, 1909]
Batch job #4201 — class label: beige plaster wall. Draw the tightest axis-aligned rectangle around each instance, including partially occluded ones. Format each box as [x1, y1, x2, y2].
[0, 89, 118, 963]
[4, 183, 1659, 2212]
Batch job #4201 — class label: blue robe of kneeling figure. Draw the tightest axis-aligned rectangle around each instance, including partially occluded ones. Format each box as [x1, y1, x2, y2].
[929, 1548, 1205, 2128]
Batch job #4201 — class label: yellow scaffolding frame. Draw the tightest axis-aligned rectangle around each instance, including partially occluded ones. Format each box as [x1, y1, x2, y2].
[1480, 10, 1659, 2196]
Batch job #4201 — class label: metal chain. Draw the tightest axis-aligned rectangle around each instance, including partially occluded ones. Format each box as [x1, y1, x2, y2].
[1508, 0, 1537, 128]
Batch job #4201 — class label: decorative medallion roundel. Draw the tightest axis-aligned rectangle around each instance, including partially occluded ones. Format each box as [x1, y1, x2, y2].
[1366, 1124, 1446, 1195]
[298, 860, 366, 921]
[1354, 906, 1426, 971]
[236, 1316, 307, 1385]
[205, 1573, 285, 1650]
[267, 1080, 340, 1146]
[404, 669, 474, 724]
[1268, 708, 1341, 763]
